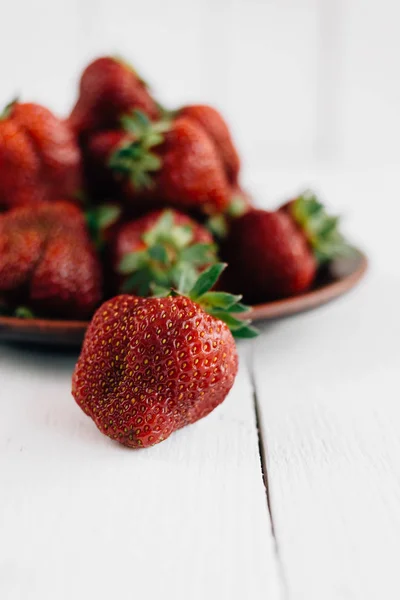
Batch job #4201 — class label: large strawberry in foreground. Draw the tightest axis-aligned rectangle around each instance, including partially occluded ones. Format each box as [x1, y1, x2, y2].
[0, 101, 82, 209]
[111, 208, 216, 296]
[0, 201, 102, 318]
[222, 191, 351, 303]
[68, 56, 159, 136]
[72, 264, 257, 448]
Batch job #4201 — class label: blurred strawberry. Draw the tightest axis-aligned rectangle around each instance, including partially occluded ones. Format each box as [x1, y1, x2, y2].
[0, 201, 102, 318]
[179, 105, 240, 184]
[68, 57, 159, 136]
[110, 208, 217, 296]
[207, 185, 254, 240]
[222, 192, 351, 303]
[107, 110, 231, 215]
[0, 101, 82, 210]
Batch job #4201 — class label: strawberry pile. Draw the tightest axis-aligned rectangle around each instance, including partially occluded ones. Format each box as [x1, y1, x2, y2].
[0, 55, 353, 447]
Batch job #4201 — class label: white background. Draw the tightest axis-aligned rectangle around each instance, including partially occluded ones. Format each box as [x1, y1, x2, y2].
[2, 0, 400, 170]
[1, 2, 400, 599]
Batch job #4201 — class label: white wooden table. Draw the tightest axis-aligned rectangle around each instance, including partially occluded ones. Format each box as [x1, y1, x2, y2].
[1, 169, 399, 600]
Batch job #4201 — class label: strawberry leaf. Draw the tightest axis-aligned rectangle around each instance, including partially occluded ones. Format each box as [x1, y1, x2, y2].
[118, 251, 146, 274]
[232, 324, 259, 339]
[111, 110, 172, 191]
[207, 311, 250, 331]
[180, 243, 216, 265]
[14, 306, 34, 319]
[118, 210, 217, 297]
[188, 263, 227, 299]
[148, 244, 168, 264]
[228, 302, 251, 313]
[199, 291, 243, 310]
[290, 191, 352, 265]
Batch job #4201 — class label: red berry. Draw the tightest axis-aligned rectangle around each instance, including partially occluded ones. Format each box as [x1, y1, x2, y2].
[108, 112, 231, 215]
[0, 201, 102, 318]
[222, 209, 317, 303]
[179, 104, 240, 184]
[0, 102, 82, 209]
[68, 57, 159, 136]
[72, 294, 238, 448]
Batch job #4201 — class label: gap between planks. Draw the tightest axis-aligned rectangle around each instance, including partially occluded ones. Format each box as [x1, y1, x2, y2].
[246, 343, 289, 600]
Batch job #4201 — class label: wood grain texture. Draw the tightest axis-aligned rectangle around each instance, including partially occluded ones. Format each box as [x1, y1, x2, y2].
[0, 344, 283, 600]
[251, 271, 400, 600]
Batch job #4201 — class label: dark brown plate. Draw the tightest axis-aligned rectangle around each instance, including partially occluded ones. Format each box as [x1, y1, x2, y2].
[0, 249, 367, 347]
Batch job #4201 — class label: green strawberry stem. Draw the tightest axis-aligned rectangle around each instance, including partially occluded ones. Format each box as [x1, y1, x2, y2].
[289, 191, 353, 264]
[86, 204, 121, 250]
[109, 110, 171, 191]
[0, 97, 18, 120]
[154, 262, 258, 339]
[119, 210, 217, 297]
[14, 306, 35, 319]
[0, 303, 35, 319]
[206, 192, 248, 240]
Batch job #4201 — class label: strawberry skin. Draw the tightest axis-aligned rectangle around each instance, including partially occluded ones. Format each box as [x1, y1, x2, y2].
[222, 209, 317, 303]
[0, 202, 102, 318]
[179, 104, 240, 184]
[0, 102, 82, 209]
[156, 116, 230, 213]
[72, 294, 238, 448]
[68, 57, 159, 136]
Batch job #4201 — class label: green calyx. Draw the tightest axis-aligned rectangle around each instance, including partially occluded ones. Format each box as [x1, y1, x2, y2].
[118, 210, 218, 297]
[109, 110, 171, 190]
[0, 97, 18, 120]
[289, 191, 352, 264]
[171, 263, 258, 339]
[0, 301, 35, 319]
[86, 203, 122, 250]
[207, 192, 248, 239]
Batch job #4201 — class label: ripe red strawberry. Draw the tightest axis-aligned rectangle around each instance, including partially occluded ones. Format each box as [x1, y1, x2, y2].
[107, 111, 231, 215]
[222, 192, 350, 303]
[72, 264, 257, 448]
[68, 57, 159, 136]
[110, 208, 216, 296]
[179, 104, 240, 184]
[0, 101, 82, 209]
[0, 201, 102, 318]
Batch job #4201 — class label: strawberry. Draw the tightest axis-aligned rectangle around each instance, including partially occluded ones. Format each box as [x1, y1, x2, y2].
[83, 129, 146, 206]
[0, 101, 82, 209]
[107, 110, 231, 215]
[0, 201, 102, 318]
[72, 263, 257, 448]
[222, 192, 350, 303]
[111, 208, 216, 296]
[206, 185, 254, 240]
[68, 57, 159, 136]
[179, 104, 240, 184]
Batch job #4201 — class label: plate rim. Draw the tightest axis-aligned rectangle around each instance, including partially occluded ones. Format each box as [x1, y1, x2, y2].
[247, 249, 368, 320]
[0, 249, 368, 336]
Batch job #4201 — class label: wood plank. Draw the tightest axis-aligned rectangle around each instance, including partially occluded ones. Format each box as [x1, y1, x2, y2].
[0, 343, 282, 600]
[252, 273, 400, 600]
